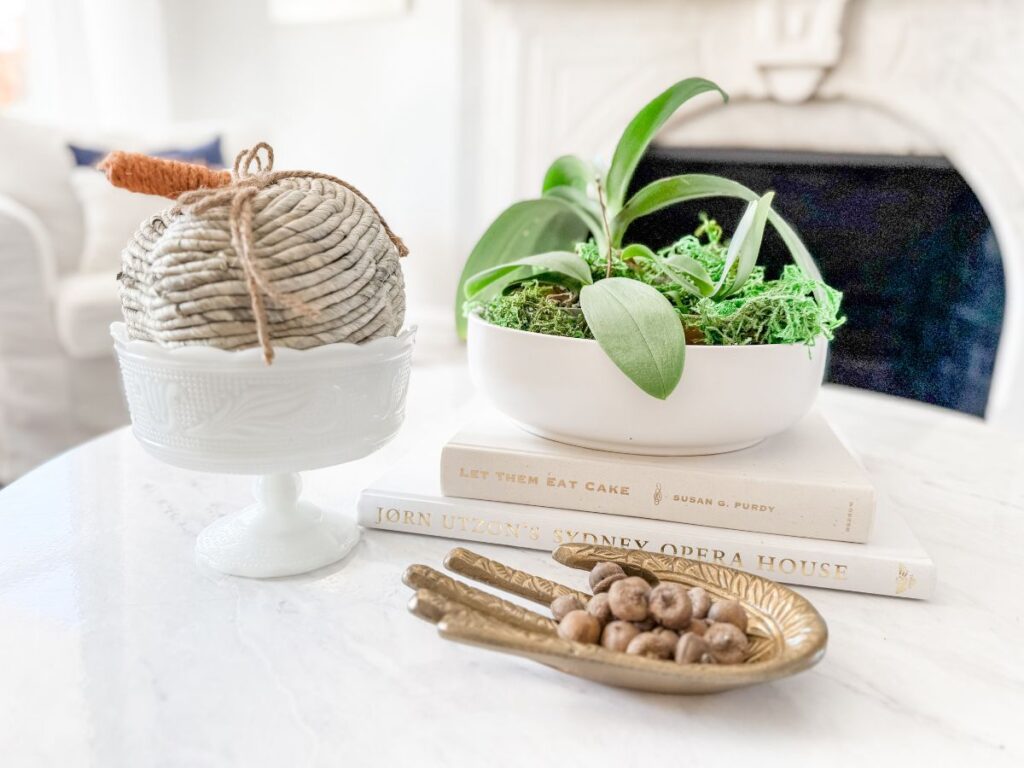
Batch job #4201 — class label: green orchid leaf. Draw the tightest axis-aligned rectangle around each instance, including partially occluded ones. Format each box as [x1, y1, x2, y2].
[542, 155, 594, 194]
[464, 251, 593, 302]
[715, 191, 773, 297]
[579, 277, 685, 400]
[663, 253, 715, 296]
[728, 191, 773, 294]
[621, 243, 714, 298]
[605, 78, 727, 211]
[620, 243, 658, 263]
[543, 185, 605, 249]
[612, 173, 823, 285]
[612, 173, 744, 238]
[456, 198, 589, 337]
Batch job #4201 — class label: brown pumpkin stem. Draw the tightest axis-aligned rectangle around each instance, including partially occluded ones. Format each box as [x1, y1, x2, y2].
[98, 151, 232, 200]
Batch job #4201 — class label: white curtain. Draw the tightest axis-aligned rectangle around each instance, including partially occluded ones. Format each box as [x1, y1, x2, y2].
[21, 0, 170, 128]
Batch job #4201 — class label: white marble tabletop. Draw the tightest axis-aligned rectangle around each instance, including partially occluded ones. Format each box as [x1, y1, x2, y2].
[1, 350, 1023, 767]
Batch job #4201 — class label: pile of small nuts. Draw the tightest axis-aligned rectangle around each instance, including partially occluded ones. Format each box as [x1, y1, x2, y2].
[552, 561, 750, 665]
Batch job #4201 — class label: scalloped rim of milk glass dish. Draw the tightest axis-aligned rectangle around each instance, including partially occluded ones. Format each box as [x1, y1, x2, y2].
[467, 311, 825, 456]
[111, 322, 416, 578]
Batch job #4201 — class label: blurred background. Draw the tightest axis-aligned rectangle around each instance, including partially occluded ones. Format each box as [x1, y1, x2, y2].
[0, 0, 1020, 481]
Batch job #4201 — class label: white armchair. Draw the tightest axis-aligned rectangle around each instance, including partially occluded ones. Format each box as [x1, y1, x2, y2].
[0, 192, 125, 482]
[0, 118, 255, 482]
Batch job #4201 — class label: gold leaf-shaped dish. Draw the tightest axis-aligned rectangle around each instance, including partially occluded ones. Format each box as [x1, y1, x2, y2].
[404, 544, 828, 694]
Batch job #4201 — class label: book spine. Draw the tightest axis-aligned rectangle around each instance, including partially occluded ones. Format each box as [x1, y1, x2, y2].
[440, 444, 873, 543]
[357, 491, 933, 599]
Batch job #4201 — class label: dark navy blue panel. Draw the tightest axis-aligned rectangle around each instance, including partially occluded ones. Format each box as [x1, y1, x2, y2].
[628, 147, 1004, 416]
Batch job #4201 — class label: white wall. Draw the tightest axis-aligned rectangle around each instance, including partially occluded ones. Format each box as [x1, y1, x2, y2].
[22, 0, 170, 127]
[161, 0, 464, 321]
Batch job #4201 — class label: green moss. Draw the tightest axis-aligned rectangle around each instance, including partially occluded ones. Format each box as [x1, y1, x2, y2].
[684, 265, 845, 345]
[482, 216, 845, 346]
[481, 282, 591, 339]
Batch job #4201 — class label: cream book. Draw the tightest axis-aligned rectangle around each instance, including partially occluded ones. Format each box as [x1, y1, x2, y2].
[440, 408, 874, 543]
[358, 445, 934, 599]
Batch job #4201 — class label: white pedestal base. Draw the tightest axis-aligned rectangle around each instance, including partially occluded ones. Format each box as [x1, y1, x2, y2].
[195, 473, 359, 578]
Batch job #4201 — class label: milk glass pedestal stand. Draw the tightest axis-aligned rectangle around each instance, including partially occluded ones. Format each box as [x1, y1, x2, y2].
[111, 323, 415, 578]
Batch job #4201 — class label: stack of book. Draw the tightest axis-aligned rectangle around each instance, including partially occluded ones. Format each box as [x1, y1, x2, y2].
[357, 407, 935, 599]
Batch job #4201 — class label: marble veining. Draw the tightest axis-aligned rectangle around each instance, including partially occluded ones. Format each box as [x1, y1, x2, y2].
[0, 358, 1022, 766]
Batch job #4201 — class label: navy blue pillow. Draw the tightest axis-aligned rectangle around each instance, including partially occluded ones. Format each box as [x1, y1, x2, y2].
[68, 135, 224, 168]
[67, 144, 107, 166]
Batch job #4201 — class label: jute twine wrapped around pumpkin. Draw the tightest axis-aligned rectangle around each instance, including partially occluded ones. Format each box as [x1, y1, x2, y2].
[102, 143, 407, 364]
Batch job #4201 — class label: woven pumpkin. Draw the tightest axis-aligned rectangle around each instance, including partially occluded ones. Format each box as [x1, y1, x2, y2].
[103, 143, 407, 363]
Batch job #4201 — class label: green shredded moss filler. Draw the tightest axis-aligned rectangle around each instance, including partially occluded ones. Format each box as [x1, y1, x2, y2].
[684, 265, 845, 345]
[482, 216, 845, 346]
[481, 282, 591, 339]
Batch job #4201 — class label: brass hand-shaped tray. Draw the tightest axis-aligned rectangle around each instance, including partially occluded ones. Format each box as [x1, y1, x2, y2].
[403, 544, 828, 694]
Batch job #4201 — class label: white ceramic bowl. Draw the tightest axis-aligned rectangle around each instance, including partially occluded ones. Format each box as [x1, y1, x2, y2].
[112, 322, 415, 577]
[467, 312, 825, 455]
[112, 323, 416, 474]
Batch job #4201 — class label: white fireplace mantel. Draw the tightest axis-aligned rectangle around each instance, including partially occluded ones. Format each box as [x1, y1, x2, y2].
[458, 0, 1024, 430]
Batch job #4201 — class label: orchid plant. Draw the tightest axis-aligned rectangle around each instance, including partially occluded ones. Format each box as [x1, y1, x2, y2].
[457, 77, 832, 400]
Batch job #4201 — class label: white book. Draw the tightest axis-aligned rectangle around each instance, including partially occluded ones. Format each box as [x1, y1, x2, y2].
[440, 408, 875, 543]
[358, 443, 935, 600]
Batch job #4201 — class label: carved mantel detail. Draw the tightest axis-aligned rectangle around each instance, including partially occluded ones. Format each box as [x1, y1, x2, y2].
[754, 0, 850, 103]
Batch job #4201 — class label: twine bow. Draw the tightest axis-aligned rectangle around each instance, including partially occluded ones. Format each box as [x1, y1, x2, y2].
[103, 142, 409, 364]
